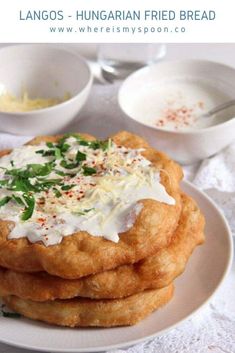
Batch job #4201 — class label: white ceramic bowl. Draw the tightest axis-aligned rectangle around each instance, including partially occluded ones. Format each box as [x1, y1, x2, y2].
[119, 60, 235, 164]
[0, 45, 92, 135]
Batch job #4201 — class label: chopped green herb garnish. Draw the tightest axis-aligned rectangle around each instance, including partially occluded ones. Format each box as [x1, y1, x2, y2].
[54, 148, 62, 160]
[2, 311, 21, 318]
[0, 196, 11, 207]
[77, 208, 94, 216]
[81, 138, 111, 151]
[82, 166, 96, 176]
[41, 150, 55, 157]
[8, 177, 37, 193]
[36, 178, 62, 190]
[44, 142, 63, 160]
[56, 138, 70, 153]
[0, 304, 21, 318]
[58, 133, 82, 143]
[53, 188, 62, 198]
[79, 140, 89, 146]
[61, 184, 75, 191]
[36, 145, 63, 160]
[88, 139, 111, 151]
[60, 160, 78, 170]
[89, 141, 101, 150]
[77, 211, 85, 215]
[35, 149, 44, 154]
[0, 180, 8, 188]
[57, 134, 112, 152]
[12, 194, 25, 206]
[84, 208, 94, 212]
[27, 163, 54, 177]
[6, 162, 54, 178]
[6, 168, 29, 178]
[59, 143, 70, 153]
[0, 134, 113, 223]
[100, 140, 109, 151]
[76, 151, 86, 162]
[54, 169, 66, 176]
[21, 194, 35, 221]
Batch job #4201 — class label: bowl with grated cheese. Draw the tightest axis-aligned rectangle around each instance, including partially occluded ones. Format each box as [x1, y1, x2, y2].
[0, 45, 92, 135]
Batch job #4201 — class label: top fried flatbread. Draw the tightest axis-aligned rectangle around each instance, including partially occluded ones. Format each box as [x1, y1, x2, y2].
[0, 131, 182, 279]
[0, 193, 204, 300]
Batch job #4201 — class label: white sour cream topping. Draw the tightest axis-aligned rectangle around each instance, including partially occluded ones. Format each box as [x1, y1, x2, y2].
[0, 136, 175, 245]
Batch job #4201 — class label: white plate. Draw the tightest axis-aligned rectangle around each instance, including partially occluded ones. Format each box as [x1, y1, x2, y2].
[0, 181, 233, 352]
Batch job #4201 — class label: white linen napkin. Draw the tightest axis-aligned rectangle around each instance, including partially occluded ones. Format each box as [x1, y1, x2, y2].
[189, 142, 235, 236]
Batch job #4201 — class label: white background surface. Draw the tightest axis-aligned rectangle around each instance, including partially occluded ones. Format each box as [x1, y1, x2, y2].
[0, 43, 234, 353]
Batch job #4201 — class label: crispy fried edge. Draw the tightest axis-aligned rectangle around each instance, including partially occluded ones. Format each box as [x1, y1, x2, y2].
[2, 284, 174, 327]
[0, 194, 204, 300]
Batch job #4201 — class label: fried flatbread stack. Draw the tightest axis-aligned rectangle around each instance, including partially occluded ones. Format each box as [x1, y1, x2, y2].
[0, 132, 205, 327]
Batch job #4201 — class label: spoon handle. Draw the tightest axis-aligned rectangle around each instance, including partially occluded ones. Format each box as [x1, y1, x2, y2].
[203, 99, 235, 118]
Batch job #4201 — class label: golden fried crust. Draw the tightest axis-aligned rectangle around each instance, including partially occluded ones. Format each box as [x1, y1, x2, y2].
[2, 285, 174, 327]
[0, 132, 182, 279]
[0, 194, 204, 301]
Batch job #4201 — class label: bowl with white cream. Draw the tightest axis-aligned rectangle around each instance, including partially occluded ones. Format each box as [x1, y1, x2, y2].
[0, 45, 92, 135]
[119, 60, 235, 164]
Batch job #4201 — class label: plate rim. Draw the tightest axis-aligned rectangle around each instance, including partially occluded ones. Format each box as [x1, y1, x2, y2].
[0, 180, 233, 353]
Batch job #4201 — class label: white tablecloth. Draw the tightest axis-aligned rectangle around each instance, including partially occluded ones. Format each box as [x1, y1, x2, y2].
[0, 46, 234, 353]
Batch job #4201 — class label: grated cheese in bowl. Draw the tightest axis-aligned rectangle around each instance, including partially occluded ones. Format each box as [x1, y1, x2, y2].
[0, 89, 71, 113]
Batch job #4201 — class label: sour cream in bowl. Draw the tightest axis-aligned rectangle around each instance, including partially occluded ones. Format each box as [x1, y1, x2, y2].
[119, 60, 235, 164]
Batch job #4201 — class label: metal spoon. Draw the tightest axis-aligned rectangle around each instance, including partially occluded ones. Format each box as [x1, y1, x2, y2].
[88, 60, 119, 84]
[201, 99, 235, 118]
